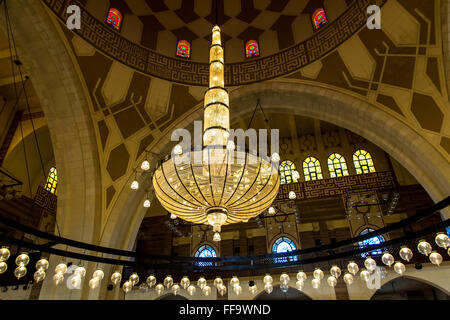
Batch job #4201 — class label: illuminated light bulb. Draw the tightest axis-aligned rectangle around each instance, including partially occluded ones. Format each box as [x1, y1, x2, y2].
[227, 140, 235, 150]
[89, 277, 100, 289]
[289, 191, 296, 200]
[399, 247, 413, 262]
[197, 276, 207, 289]
[55, 263, 67, 275]
[74, 266, 86, 277]
[435, 233, 450, 249]
[327, 276, 337, 287]
[130, 180, 139, 190]
[93, 270, 104, 280]
[141, 160, 150, 171]
[330, 266, 341, 278]
[0, 261, 7, 274]
[202, 285, 212, 296]
[129, 273, 139, 286]
[360, 269, 371, 282]
[263, 274, 273, 284]
[311, 278, 320, 289]
[268, 207, 275, 215]
[292, 170, 300, 180]
[296, 271, 307, 281]
[170, 213, 177, 220]
[382, 252, 395, 267]
[271, 153, 280, 163]
[230, 276, 239, 288]
[394, 261, 406, 275]
[313, 268, 324, 280]
[33, 270, 46, 283]
[233, 284, 242, 295]
[13, 266, 26, 279]
[296, 279, 304, 291]
[213, 277, 223, 288]
[343, 273, 354, 285]
[162, 275, 173, 289]
[71, 275, 82, 288]
[264, 282, 273, 294]
[143, 199, 151, 208]
[213, 232, 221, 242]
[217, 284, 227, 296]
[15, 253, 30, 267]
[280, 273, 290, 285]
[0, 247, 11, 261]
[111, 271, 122, 286]
[187, 284, 196, 296]
[35, 258, 49, 271]
[347, 261, 359, 275]
[172, 284, 181, 295]
[249, 283, 258, 295]
[417, 240, 432, 256]
[429, 251, 443, 266]
[155, 283, 164, 295]
[53, 273, 64, 285]
[364, 257, 377, 272]
[146, 275, 157, 288]
[173, 144, 183, 155]
[122, 281, 133, 293]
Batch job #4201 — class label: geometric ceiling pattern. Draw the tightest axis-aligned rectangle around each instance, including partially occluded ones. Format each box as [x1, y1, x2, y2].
[41, 0, 449, 225]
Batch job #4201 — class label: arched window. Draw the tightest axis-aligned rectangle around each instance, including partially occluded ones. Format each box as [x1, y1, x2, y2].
[303, 157, 323, 181]
[272, 236, 298, 263]
[106, 8, 123, 30]
[279, 160, 298, 184]
[177, 40, 191, 58]
[353, 150, 376, 174]
[245, 40, 260, 58]
[194, 244, 217, 267]
[358, 228, 385, 258]
[312, 8, 328, 30]
[45, 167, 57, 195]
[328, 153, 349, 178]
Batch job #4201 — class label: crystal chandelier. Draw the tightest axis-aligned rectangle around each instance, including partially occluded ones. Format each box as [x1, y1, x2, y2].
[153, 26, 280, 240]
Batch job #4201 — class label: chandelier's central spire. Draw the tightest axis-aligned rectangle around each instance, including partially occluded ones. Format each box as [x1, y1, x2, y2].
[152, 26, 280, 242]
[203, 25, 229, 147]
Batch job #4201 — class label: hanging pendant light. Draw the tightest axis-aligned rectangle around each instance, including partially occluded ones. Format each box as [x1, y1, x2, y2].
[347, 261, 359, 275]
[330, 266, 341, 278]
[202, 285, 212, 296]
[417, 240, 432, 256]
[36, 258, 49, 271]
[327, 276, 337, 287]
[122, 281, 133, 293]
[143, 199, 151, 208]
[129, 273, 139, 286]
[429, 251, 443, 266]
[155, 283, 164, 295]
[187, 284, 196, 296]
[163, 275, 173, 288]
[381, 252, 395, 267]
[33, 269, 46, 282]
[0, 261, 7, 274]
[311, 278, 321, 289]
[296, 271, 307, 281]
[141, 157, 150, 171]
[249, 281, 258, 294]
[180, 276, 190, 289]
[399, 247, 413, 262]
[313, 268, 324, 280]
[146, 275, 157, 288]
[264, 282, 273, 294]
[0, 247, 11, 261]
[230, 276, 239, 288]
[15, 252, 30, 267]
[213, 277, 223, 288]
[280, 273, 290, 285]
[233, 284, 242, 295]
[217, 284, 227, 296]
[393, 261, 406, 275]
[213, 232, 221, 242]
[364, 256, 377, 272]
[435, 233, 450, 249]
[111, 271, 122, 286]
[197, 277, 207, 289]
[171, 284, 181, 295]
[296, 279, 304, 291]
[14, 266, 27, 279]
[343, 273, 354, 285]
[289, 191, 296, 200]
[263, 274, 273, 284]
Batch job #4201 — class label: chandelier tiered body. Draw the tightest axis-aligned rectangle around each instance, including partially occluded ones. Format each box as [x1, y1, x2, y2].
[153, 26, 280, 239]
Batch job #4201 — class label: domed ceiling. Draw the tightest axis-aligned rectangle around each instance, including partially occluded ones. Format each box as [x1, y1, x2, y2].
[82, 0, 350, 63]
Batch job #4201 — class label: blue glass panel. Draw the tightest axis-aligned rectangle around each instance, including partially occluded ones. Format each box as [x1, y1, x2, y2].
[358, 228, 385, 258]
[272, 237, 298, 263]
[194, 245, 217, 267]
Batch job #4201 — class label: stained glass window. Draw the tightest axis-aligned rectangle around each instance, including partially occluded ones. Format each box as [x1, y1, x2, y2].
[358, 228, 385, 258]
[312, 8, 328, 30]
[194, 244, 217, 267]
[328, 153, 349, 178]
[279, 160, 298, 184]
[106, 8, 122, 30]
[245, 40, 260, 58]
[272, 236, 298, 263]
[177, 40, 191, 58]
[45, 167, 57, 195]
[353, 150, 376, 174]
[303, 157, 323, 181]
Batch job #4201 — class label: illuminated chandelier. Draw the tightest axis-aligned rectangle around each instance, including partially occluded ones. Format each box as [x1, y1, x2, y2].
[152, 26, 280, 241]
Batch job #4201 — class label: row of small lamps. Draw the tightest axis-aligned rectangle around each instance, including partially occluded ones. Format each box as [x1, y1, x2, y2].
[0, 233, 448, 293]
